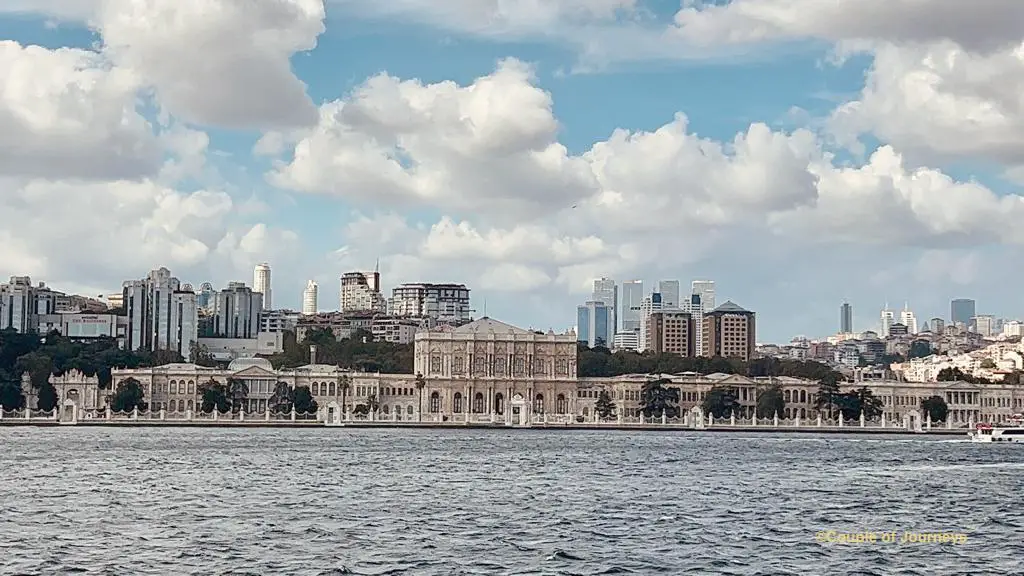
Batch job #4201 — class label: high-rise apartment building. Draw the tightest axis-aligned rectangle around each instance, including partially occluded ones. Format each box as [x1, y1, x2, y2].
[973, 314, 995, 337]
[591, 278, 618, 336]
[196, 282, 215, 312]
[302, 280, 318, 315]
[253, 263, 272, 310]
[621, 280, 644, 332]
[687, 281, 715, 354]
[211, 282, 263, 339]
[389, 283, 472, 323]
[658, 280, 680, 309]
[951, 299, 976, 327]
[122, 267, 198, 355]
[702, 301, 755, 360]
[880, 305, 895, 337]
[647, 311, 695, 356]
[840, 302, 853, 333]
[576, 301, 612, 348]
[340, 271, 385, 313]
[930, 317, 945, 334]
[638, 292, 663, 352]
[0, 276, 59, 333]
[691, 280, 716, 311]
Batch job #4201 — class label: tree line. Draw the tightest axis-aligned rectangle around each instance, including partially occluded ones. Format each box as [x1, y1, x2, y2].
[578, 345, 837, 380]
[264, 328, 413, 373]
[0, 329, 185, 412]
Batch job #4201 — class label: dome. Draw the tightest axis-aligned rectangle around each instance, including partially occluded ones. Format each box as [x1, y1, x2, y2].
[227, 356, 274, 372]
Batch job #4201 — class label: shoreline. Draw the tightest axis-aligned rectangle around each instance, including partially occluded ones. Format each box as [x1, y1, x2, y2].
[0, 420, 966, 435]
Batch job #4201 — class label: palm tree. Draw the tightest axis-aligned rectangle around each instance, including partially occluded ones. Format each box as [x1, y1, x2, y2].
[226, 377, 249, 413]
[414, 372, 426, 421]
[338, 371, 351, 418]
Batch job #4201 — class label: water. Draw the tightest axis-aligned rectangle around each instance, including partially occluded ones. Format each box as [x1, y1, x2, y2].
[1, 428, 1021, 575]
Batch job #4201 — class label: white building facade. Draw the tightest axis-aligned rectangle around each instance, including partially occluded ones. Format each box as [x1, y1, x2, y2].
[122, 267, 198, 356]
[253, 263, 272, 310]
[302, 280, 318, 315]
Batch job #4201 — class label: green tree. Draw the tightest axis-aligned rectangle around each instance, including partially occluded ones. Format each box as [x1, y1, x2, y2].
[756, 385, 785, 419]
[199, 379, 230, 413]
[980, 358, 996, 369]
[835, 387, 884, 421]
[227, 377, 249, 413]
[269, 381, 294, 414]
[37, 382, 58, 411]
[365, 393, 381, 414]
[0, 370, 25, 410]
[110, 377, 147, 412]
[702, 386, 740, 419]
[294, 385, 317, 414]
[921, 396, 949, 422]
[339, 372, 351, 415]
[594, 390, 616, 419]
[189, 341, 218, 367]
[816, 372, 842, 418]
[638, 378, 680, 418]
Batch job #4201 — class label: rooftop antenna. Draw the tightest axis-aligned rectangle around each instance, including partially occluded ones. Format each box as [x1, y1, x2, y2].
[483, 298, 487, 318]
[374, 257, 379, 274]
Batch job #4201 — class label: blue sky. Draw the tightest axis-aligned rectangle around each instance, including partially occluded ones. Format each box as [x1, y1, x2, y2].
[1, 1, 1022, 343]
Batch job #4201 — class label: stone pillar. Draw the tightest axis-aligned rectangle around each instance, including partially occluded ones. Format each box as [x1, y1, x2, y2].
[53, 408, 59, 421]
[639, 412, 645, 425]
[661, 413, 667, 425]
[132, 406, 139, 420]
[265, 406, 271, 421]
[795, 415, 801, 427]
[186, 409, 193, 421]
[24, 407, 30, 420]
[730, 412, 735, 426]
[751, 412, 757, 427]
[946, 418, 952, 430]
[926, 412, 932, 431]
[816, 413, 822, 427]
[617, 408, 622, 425]
[159, 408, 166, 421]
[859, 411, 865, 427]
[239, 409, 245, 422]
[290, 408, 296, 422]
[881, 413, 886, 428]
[838, 413, 844, 427]
[0, 406, 4, 420]
[213, 409, 219, 421]
[708, 414, 714, 426]
[106, 405, 111, 420]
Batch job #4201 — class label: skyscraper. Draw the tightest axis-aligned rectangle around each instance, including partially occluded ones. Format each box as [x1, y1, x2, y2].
[951, 299, 976, 327]
[576, 301, 611, 348]
[840, 301, 853, 333]
[253, 263, 272, 310]
[213, 282, 263, 339]
[691, 280, 716, 311]
[900, 302, 918, 334]
[621, 280, 644, 332]
[122, 267, 198, 355]
[658, 280, 680, 309]
[591, 278, 618, 335]
[302, 280, 318, 315]
[880, 305, 895, 337]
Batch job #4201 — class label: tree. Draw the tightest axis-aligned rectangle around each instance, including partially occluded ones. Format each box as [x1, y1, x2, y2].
[414, 372, 426, 417]
[199, 379, 230, 413]
[339, 372, 351, 415]
[227, 377, 249, 413]
[756, 385, 785, 419]
[294, 385, 317, 414]
[269, 381, 294, 414]
[980, 358, 996, 369]
[921, 396, 949, 422]
[816, 372, 842, 418]
[0, 370, 25, 410]
[110, 377, 147, 412]
[835, 387, 884, 421]
[702, 386, 740, 419]
[638, 378, 680, 418]
[594, 390, 616, 419]
[37, 382, 58, 411]
[189, 341, 218, 367]
[365, 393, 380, 414]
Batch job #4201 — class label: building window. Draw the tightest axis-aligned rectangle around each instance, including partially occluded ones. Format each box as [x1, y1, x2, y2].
[453, 393, 464, 413]
[329, 382, 336, 396]
[494, 358, 507, 377]
[188, 380, 195, 394]
[312, 382, 319, 395]
[429, 392, 440, 413]
[473, 392, 484, 413]
[513, 357, 525, 376]
[556, 394, 567, 414]
[555, 359, 568, 376]
[430, 355, 442, 374]
[453, 357, 465, 375]
[473, 356, 487, 376]
[534, 394, 544, 414]
[494, 393, 504, 415]
[533, 358, 546, 376]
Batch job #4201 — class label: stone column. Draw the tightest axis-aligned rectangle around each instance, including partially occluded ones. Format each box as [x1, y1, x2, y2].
[240, 408, 246, 422]
[132, 406, 139, 420]
[106, 405, 111, 420]
[730, 412, 735, 426]
[160, 408, 166, 421]
[213, 409, 218, 421]
[290, 408, 296, 422]
[795, 415, 801, 427]
[816, 413, 822, 427]
[880, 413, 886, 428]
[265, 406, 271, 421]
[773, 412, 779, 427]
[25, 407, 31, 420]
[0, 406, 4, 420]
[859, 411, 865, 427]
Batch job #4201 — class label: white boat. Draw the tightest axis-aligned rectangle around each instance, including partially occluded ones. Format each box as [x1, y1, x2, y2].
[969, 414, 1024, 443]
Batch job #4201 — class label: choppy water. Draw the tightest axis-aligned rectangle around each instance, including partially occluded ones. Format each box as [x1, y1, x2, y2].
[1, 428, 1021, 575]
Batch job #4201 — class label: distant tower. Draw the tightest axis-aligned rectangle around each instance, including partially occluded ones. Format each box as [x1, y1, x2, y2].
[900, 302, 918, 334]
[253, 263, 272, 310]
[880, 303, 895, 337]
[840, 301, 853, 334]
[302, 280, 318, 315]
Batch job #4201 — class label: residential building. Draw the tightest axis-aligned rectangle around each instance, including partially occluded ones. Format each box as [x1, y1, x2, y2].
[302, 280, 318, 315]
[646, 311, 695, 356]
[576, 301, 612, 348]
[196, 282, 216, 312]
[211, 282, 263, 339]
[974, 315, 996, 337]
[658, 280, 680, 310]
[591, 278, 618, 336]
[122, 267, 198, 356]
[702, 301, 756, 360]
[637, 292, 664, 352]
[951, 299, 976, 327]
[340, 270, 385, 313]
[620, 280, 644, 332]
[260, 309, 300, 333]
[691, 280, 716, 311]
[612, 331, 639, 351]
[880, 306, 895, 337]
[930, 318, 945, 335]
[0, 276, 59, 333]
[840, 301, 853, 334]
[389, 283, 471, 323]
[900, 303, 918, 334]
[253, 263, 272, 310]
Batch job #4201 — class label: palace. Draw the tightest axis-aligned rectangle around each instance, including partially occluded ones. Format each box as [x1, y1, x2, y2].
[36, 317, 1024, 426]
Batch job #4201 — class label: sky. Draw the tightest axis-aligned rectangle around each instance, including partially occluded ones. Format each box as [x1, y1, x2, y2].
[1, 0, 1023, 344]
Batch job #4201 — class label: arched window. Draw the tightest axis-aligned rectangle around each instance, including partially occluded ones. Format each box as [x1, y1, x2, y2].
[556, 394, 567, 414]
[383, 405, 390, 414]
[407, 405, 413, 415]
[187, 400, 194, 411]
[188, 380, 195, 394]
[473, 392, 484, 413]
[329, 382, 336, 396]
[453, 393, 463, 413]
[429, 392, 440, 413]
[178, 399, 185, 412]
[583, 407, 590, 417]
[800, 408, 806, 418]
[534, 394, 544, 414]
[312, 382, 319, 395]
[784, 390, 791, 402]
[494, 393, 504, 415]
[799, 390, 807, 403]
